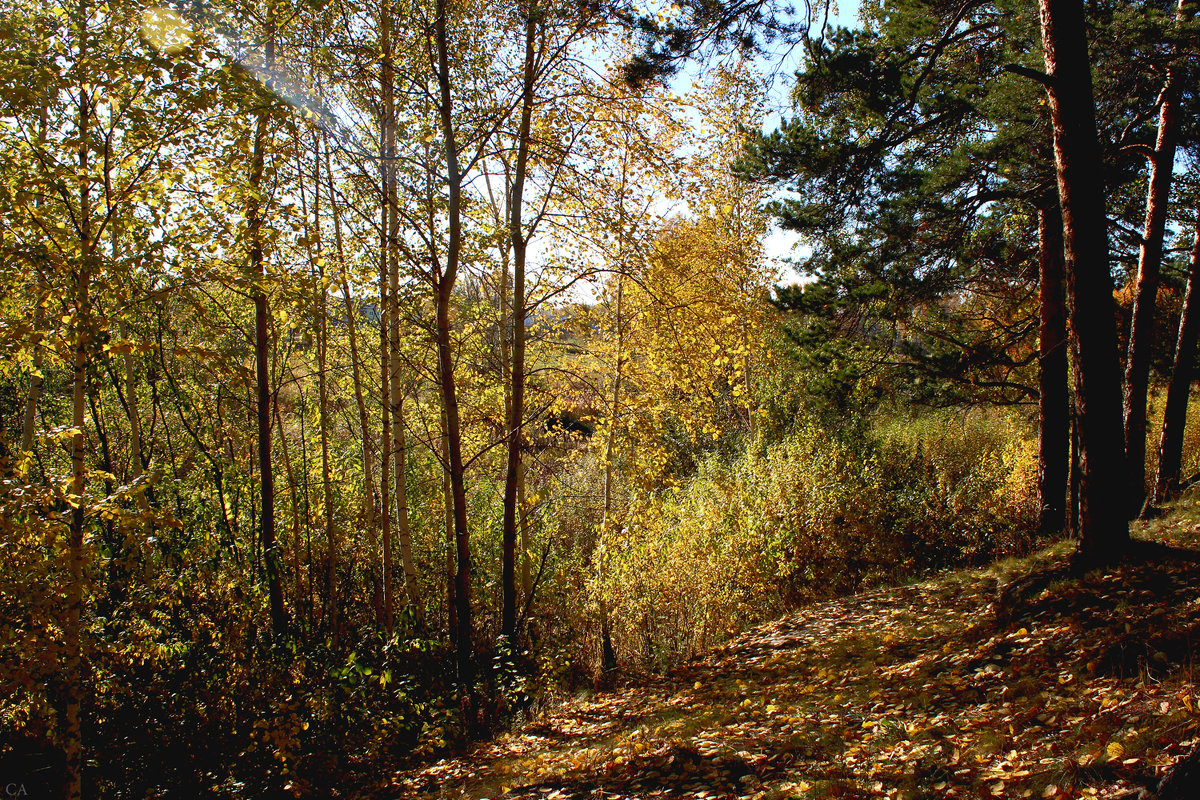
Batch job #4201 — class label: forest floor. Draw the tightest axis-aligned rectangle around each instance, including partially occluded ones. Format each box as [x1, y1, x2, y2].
[383, 505, 1200, 800]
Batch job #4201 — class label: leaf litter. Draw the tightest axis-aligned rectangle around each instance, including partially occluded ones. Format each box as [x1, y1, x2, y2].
[383, 515, 1200, 800]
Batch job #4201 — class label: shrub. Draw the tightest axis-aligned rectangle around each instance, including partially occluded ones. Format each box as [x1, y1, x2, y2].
[595, 407, 1039, 672]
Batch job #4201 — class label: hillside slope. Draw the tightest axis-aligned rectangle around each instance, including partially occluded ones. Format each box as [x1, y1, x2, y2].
[385, 515, 1200, 800]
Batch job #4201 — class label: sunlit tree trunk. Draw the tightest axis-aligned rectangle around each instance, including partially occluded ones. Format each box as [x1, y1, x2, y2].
[310, 134, 338, 645]
[1153, 213, 1200, 503]
[1122, 0, 1188, 516]
[598, 274, 625, 674]
[379, 0, 396, 634]
[1038, 0, 1130, 563]
[518, 462, 531, 600]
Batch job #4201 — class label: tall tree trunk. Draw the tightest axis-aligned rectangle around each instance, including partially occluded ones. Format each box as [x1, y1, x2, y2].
[327, 139, 381, 626]
[501, 9, 537, 639]
[598, 275, 625, 674]
[250, 6, 287, 635]
[385, 119, 421, 622]
[442, 408, 457, 638]
[326, 139, 379, 530]
[1038, 0, 1131, 563]
[379, 0, 396, 635]
[391, 385, 421, 621]
[1122, 0, 1188, 516]
[312, 134, 338, 646]
[1153, 213, 1200, 503]
[298, 385, 315, 625]
[275, 400, 305, 632]
[434, 0, 474, 686]
[1038, 202, 1070, 535]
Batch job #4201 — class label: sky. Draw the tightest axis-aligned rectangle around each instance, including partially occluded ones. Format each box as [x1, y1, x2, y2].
[757, 0, 863, 281]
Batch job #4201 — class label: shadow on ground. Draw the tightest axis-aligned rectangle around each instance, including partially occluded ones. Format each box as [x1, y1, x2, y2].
[385, 533, 1200, 800]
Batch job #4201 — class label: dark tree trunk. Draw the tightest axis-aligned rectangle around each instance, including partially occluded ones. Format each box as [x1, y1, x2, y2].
[501, 11, 537, 640]
[1038, 0, 1131, 563]
[435, 0, 475, 688]
[1122, 2, 1185, 515]
[1153, 214, 1200, 503]
[250, 20, 287, 637]
[1038, 202, 1070, 535]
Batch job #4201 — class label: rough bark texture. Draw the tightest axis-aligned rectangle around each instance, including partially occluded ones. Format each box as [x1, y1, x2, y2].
[1038, 0, 1131, 562]
[1122, 1, 1186, 515]
[1153, 215, 1200, 503]
[1038, 202, 1070, 535]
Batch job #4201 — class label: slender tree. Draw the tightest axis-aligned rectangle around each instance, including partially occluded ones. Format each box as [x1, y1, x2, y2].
[1153, 211, 1200, 502]
[1122, 0, 1193, 516]
[433, 0, 475, 685]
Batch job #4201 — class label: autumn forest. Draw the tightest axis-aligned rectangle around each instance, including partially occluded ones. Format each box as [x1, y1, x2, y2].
[3, 0, 1200, 797]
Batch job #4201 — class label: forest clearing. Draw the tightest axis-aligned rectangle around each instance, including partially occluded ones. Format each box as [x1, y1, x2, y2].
[2, 0, 1200, 796]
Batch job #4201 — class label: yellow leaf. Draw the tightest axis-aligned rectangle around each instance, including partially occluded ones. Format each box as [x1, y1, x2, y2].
[1106, 742, 1125, 761]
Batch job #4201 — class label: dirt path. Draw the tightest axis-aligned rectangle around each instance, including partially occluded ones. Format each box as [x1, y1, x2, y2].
[384, 537, 1200, 800]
